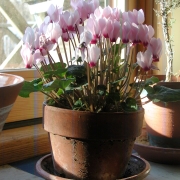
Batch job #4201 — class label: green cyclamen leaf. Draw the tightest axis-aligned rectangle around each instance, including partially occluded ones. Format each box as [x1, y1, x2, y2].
[43, 78, 75, 91]
[144, 76, 159, 87]
[147, 85, 180, 102]
[66, 65, 86, 77]
[18, 78, 43, 98]
[121, 97, 138, 112]
[125, 97, 138, 110]
[44, 68, 67, 78]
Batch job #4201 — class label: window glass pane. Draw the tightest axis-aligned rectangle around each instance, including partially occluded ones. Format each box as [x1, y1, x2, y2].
[0, 0, 116, 70]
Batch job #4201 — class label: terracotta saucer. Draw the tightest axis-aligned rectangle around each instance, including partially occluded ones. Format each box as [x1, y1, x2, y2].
[36, 154, 150, 180]
[134, 128, 180, 164]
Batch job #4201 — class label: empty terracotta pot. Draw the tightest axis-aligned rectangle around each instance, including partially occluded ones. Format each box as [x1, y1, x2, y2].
[0, 73, 24, 132]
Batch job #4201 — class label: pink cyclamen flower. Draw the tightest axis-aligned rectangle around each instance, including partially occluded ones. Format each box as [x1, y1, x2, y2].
[128, 9, 145, 25]
[66, 10, 80, 32]
[108, 20, 120, 42]
[80, 31, 93, 46]
[138, 25, 154, 47]
[102, 18, 111, 38]
[33, 49, 44, 64]
[111, 8, 121, 21]
[71, 0, 99, 23]
[39, 16, 51, 35]
[120, 21, 131, 43]
[148, 38, 162, 62]
[86, 14, 101, 43]
[47, 4, 62, 23]
[137, 49, 159, 71]
[22, 27, 35, 48]
[59, 11, 69, 33]
[129, 23, 140, 45]
[87, 45, 100, 68]
[20, 44, 34, 69]
[102, 6, 112, 19]
[46, 22, 62, 43]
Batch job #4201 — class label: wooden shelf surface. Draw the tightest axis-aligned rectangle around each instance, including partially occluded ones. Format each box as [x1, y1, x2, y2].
[0, 124, 51, 165]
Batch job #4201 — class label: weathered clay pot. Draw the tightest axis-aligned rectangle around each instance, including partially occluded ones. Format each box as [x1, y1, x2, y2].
[143, 75, 180, 148]
[43, 102, 144, 180]
[0, 73, 24, 132]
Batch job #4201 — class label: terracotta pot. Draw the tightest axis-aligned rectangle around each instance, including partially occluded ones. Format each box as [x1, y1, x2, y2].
[43, 102, 144, 180]
[142, 75, 180, 148]
[0, 73, 24, 132]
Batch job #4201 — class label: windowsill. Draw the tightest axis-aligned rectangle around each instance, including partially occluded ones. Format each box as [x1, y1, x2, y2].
[0, 152, 180, 180]
[0, 124, 50, 165]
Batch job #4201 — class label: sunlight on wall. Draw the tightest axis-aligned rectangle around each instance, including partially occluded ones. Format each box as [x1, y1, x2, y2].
[172, 9, 180, 75]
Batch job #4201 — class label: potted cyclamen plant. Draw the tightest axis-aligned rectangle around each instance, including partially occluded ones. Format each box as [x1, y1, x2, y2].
[18, 0, 178, 179]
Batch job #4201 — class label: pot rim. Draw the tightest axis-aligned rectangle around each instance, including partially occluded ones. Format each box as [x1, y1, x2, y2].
[43, 101, 144, 115]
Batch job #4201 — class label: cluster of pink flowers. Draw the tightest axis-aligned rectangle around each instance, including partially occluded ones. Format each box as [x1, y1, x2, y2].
[21, 0, 162, 71]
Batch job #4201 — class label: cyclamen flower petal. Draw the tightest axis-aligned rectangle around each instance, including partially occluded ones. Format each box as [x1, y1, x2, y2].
[88, 45, 100, 68]
[138, 25, 148, 46]
[120, 22, 131, 43]
[39, 16, 51, 35]
[102, 19, 111, 38]
[47, 4, 62, 22]
[23, 27, 35, 48]
[46, 22, 62, 43]
[80, 31, 92, 45]
[128, 9, 145, 25]
[137, 9, 145, 24]
[59, 11, 69, 33]
[20, 44, 34, 69]
[109, 20, 120, 42]
[137, 49, 158, 71]
[71, 0, 99, 23]
[139, 25, 155, 47]
[67, 10, 80, 32]
[129, 23, 140, 44]
[86, 14, 101, 40]
[111, 8, 122, 21]
[62, 32, 69, 42]
[94, 6, 103, 19]
[102, 6, 112, 19]
[148, 38, 162, 62]
[34, 30, 41, 50]
[121, 11, 129, 23]
[33, 49, 44, 64]
[70, 0, 81, 9]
